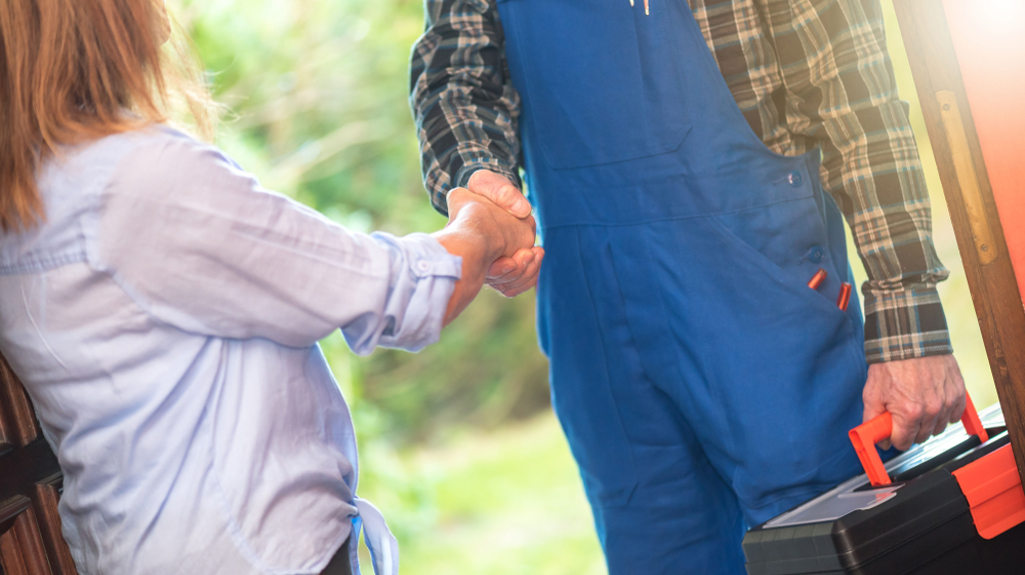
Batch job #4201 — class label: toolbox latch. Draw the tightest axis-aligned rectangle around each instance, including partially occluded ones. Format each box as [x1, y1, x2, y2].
[952, 443, 1025, 539]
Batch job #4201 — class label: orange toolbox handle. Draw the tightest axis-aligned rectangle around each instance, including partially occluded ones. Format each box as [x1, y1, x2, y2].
[849, 393, 989, 487]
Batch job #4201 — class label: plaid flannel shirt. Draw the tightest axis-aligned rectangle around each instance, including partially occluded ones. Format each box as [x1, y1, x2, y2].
[410, 0, 952, 364]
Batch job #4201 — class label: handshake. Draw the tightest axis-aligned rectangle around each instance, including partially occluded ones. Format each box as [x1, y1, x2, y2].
[432, 171, 545, 325]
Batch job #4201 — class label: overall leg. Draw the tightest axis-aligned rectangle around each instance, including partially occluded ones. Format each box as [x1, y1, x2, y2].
[539, 226, 747, 574]
[597, 412, 748, 575]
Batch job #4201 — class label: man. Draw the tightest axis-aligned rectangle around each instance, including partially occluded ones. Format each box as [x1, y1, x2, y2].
[410, 0, 967, 571]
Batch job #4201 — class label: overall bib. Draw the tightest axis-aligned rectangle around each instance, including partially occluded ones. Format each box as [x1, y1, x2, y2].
[495, 0, 869, 571]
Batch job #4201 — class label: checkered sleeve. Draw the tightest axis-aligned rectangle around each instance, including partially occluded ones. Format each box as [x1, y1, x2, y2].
[410, 0, 522, 216]
[759, 0, 952, 363]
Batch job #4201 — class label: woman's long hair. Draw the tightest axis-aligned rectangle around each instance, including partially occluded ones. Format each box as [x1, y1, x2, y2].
[0, 0, 215, 232]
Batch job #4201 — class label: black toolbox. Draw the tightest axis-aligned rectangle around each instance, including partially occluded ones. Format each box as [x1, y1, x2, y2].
[743, 403, 1025, 574]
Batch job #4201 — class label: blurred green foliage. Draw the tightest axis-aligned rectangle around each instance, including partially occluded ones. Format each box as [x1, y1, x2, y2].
[175, 0, 999, 572]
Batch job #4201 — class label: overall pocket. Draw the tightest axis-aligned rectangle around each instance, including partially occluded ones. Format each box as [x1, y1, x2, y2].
[497, 0, 691, 169]
[707, 178, 857, 321]
[691, 199, 867, 513]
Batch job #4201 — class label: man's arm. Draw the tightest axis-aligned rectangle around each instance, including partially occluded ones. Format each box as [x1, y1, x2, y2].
[410, 0, 522, 216]
[757, 0, 963, 449]
[410, 0, 541, 296]
[759, 0, 951, 363]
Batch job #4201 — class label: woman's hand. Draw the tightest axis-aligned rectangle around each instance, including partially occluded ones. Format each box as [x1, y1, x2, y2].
[432, 188, 539, 324]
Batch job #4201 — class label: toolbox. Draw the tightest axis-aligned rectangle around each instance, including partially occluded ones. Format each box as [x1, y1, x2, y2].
[743, 399, 1025, 574]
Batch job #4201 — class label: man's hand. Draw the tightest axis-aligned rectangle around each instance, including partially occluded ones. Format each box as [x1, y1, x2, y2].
[432, 188, 537, 325]
[466, 170, 544, 297]
[862, 355, 967, 451]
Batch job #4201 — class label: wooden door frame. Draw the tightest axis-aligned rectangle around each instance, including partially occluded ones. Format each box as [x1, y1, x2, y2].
[893, 0, 1025, 483]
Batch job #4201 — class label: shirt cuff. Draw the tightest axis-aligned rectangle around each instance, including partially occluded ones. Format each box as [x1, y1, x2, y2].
[454, 161, 520, 192]
[343, 232, 461, 355]
[430, 155, 521, 216]
[863, 285, 953, 364]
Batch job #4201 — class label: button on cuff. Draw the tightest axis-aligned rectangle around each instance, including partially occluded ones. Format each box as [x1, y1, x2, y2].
[410, 253, 462, 280]
[404, 232, 463, 279]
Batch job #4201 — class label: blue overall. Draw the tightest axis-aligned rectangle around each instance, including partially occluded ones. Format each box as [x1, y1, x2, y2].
[494, 0, 870, 571]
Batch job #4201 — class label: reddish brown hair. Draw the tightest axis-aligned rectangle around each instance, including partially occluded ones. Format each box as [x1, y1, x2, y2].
[0, 0, 214, 231]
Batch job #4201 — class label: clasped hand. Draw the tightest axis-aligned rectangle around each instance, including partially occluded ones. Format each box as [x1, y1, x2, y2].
[432, 185, 542, 324]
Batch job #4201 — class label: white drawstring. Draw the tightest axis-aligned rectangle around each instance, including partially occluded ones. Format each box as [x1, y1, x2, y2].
[629, 0, 650, 15]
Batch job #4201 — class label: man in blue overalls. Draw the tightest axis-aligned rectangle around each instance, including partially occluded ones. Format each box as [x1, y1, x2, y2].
[411, 0, 968, 571]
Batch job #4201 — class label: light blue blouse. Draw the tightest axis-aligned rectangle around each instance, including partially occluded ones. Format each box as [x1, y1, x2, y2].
[0, 126, 461, 575]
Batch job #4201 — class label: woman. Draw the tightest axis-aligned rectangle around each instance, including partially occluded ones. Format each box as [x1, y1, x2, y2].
[0, 1, 541, 574]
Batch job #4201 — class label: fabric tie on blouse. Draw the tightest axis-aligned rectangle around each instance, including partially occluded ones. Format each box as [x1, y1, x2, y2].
[352, 498, 399, 575]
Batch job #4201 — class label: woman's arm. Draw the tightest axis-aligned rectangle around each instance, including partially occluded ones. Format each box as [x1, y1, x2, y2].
[90, 129, 532, 353]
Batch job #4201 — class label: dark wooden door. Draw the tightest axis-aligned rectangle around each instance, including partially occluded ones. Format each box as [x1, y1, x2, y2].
[0, 354, 77, 575]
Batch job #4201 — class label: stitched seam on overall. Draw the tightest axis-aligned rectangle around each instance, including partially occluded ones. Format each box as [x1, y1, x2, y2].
[572, 226, 640, 507]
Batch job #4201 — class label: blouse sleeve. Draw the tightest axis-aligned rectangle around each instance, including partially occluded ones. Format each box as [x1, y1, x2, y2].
[88, 129, 461, 354]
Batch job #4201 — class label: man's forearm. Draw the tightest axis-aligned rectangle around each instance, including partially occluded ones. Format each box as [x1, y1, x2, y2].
[410, 0, 522, 216]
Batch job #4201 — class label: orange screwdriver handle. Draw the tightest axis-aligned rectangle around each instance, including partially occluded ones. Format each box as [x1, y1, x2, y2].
[849, 393, 989, 487]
